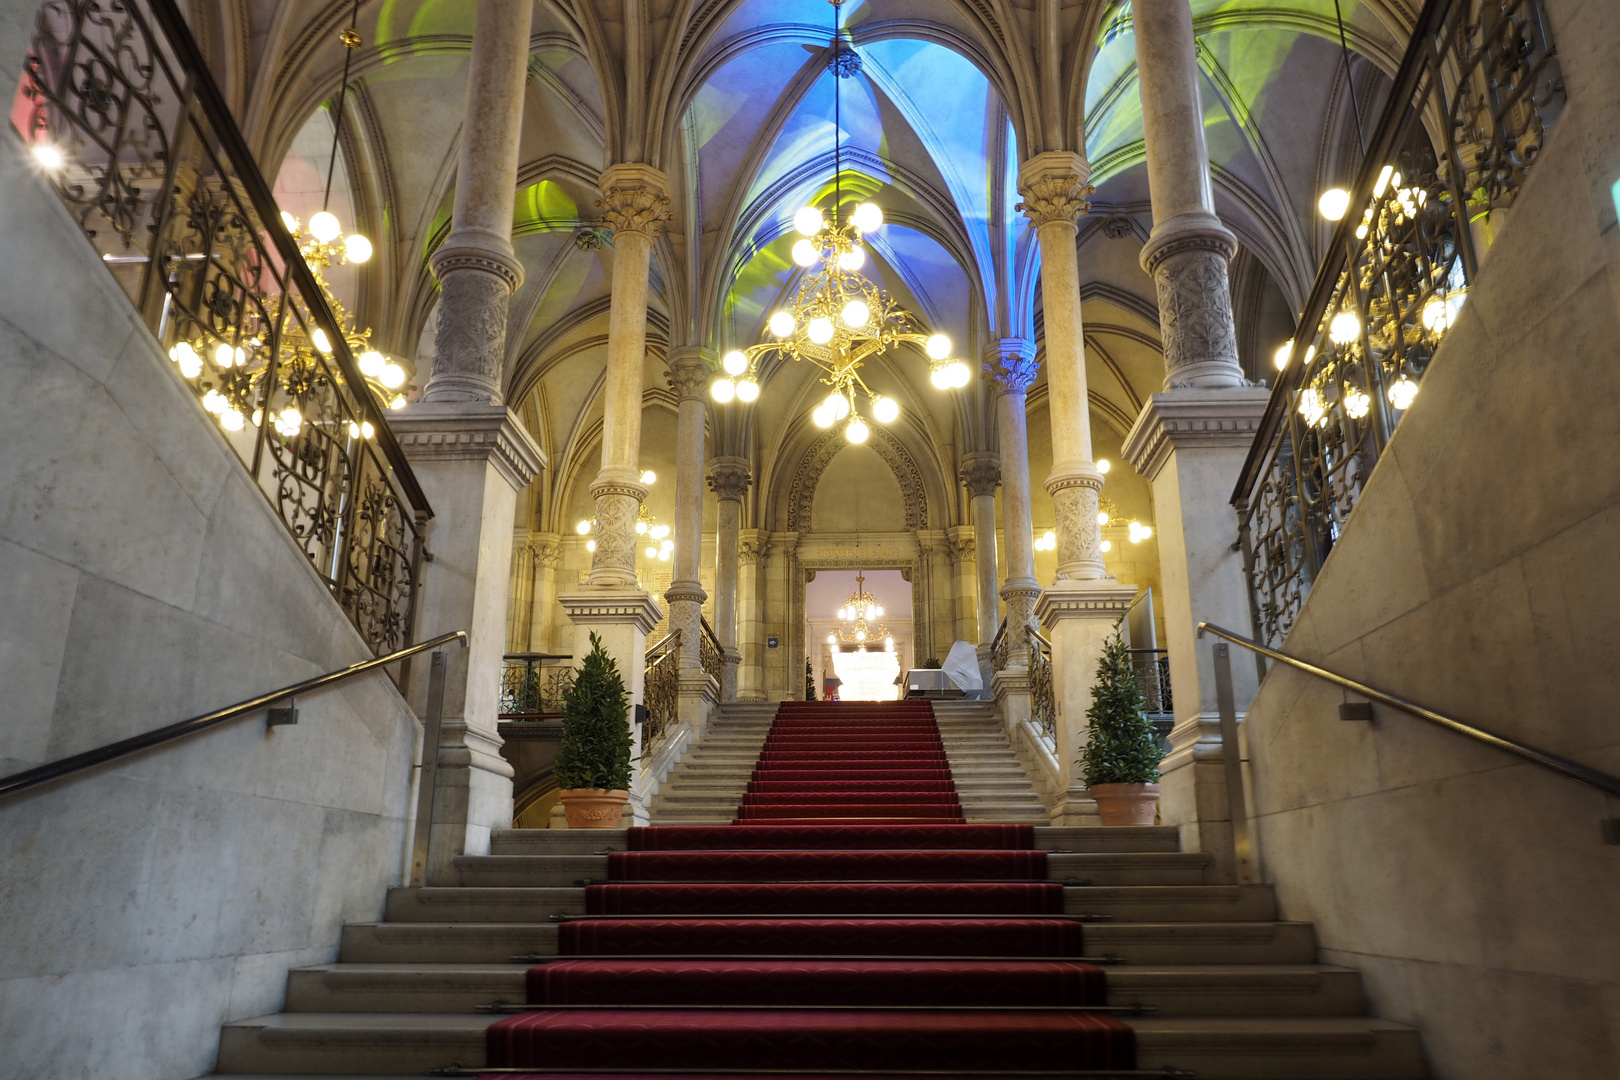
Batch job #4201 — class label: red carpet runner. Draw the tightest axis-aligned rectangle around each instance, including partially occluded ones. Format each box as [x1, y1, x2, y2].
[486, 700, 1136, 1076]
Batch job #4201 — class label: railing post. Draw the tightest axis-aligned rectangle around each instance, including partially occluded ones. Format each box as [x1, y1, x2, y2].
[408, 650, 449, 888]
[1212, 641, 1256, 885]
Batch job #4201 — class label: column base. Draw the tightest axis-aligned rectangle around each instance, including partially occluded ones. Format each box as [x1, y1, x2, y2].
[1048, 786, 1102, 827]
[559, 588, 664, 742]
[426, 721, 516, 883]
[1158, 709, 1241, 883]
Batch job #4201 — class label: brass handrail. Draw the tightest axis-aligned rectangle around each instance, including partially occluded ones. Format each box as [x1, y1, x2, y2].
[1197, 622, 1620, 798]
[0, 630, 468, 801]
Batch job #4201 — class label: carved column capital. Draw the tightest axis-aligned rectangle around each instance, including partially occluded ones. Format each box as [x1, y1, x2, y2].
[666, 346, 713, 401]
[1016, 151, 1094, 231]
[597, 163, 673, 238]
[983, 339, 1039, 395]
[959, 451, 1002, 498]
[708, 455, 752, 502]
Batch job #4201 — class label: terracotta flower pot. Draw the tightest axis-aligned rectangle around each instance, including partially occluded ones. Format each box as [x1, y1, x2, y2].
[558, 788, 630, 829]
[1090, 782, 1160, 826]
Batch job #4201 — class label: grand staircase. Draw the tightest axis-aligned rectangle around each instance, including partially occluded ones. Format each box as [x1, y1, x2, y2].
[204, 700, 1427, 1079]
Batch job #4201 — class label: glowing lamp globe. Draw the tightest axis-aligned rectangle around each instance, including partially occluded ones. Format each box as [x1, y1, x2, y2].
[359, 349, 386, 377]
[32, 143, 63, 169]
[1329, 312, 1361, 345]
[769, 311, 796, 338]
[1096, 458, 1111, 474]
[344, 234, 373, 263]
[794, 206, 825, 236]
[711, 378, 736, 403]
[380, 362, 406, 389]
[841, 300, 870, 328]
[837, 247, 865, 271]
[925, 333, 952, 360]
[1274, 340, 1294, 371]
[576, 520, 592, 535]
[220, 408, 245, 431]
[807, 317, 835, 344]
[792, 239, 819, 267]
[736, 378, 760, 402]
[945, 361, 971, 388]
[308, 211, 342, 243]
[845, 417, 869, 444]
[824, 393, 850, 421]
[1318, 187, 1352, 221]
[930, 365, 951, 390]
[813, 404, 835, 428]
[872, 396, 900, 424]
[280, 210, 299, 233]
[1388, 376, 1419, 410]
[852, 202, 884, 232]
[722, 350, 749, 376]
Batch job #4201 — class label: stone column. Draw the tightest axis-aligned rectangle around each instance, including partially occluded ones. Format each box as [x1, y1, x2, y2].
[1017, 152, 1107, 581]
[395, 408, 543, 882]
[1133, 0, 1245, 390]
[960, 452, 1002, 645]
[708, 456, 751, 702]
[585, 164, 672, 587]
[665, 347, 714, 737]
[1127, 0, 1266, 878]
[984, 341, 1041, 656]
[526, 533, 562, 651]
[737, 531, 769, 700]
[421, 0, 531, 404]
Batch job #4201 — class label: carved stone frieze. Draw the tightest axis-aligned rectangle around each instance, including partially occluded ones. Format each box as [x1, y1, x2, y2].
[587, 484, 645, 585]
[1152, 248, 1242, 387]
[738, 537, 771, 566]
[424, 269, 511, 403]
[786, 426, 928, 531]
[1051, 484, 1105, 579]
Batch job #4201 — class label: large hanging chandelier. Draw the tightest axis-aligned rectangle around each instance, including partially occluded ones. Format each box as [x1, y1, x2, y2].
[826, 571, 894, 651]
[711, 0, 970, 442]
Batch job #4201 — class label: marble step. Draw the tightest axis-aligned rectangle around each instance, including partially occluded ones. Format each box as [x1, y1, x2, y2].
[214, 1012, 1424, 1077]
[282, 961, 1364, 1017]
[484, 826, 1181, 855]
[381, 883, 1276, 923]
[339, 919, 1318, 966]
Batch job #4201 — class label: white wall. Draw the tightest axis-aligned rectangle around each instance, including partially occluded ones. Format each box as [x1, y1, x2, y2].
[0, 36, 421, 1080]
[1242, 3, 1620, 1076]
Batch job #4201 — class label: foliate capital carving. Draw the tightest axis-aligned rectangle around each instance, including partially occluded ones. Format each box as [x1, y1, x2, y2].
[1016, 151, 1094, 230]
[959, 452, 1002, 498]
[532, 537, 563, 571]
[984, 341, 1039, 396]
[597, 163, 672, 238]
[666, 347, 713, 401]
[738, 536, 771, 566]
[707, 456, 752, 502]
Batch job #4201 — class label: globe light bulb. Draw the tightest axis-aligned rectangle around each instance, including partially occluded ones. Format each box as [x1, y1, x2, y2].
[1096, 458, 1111, 474]
[807, 317, 835, 344]
[31, 143, 63, 169]
[1140, 525, 1152, 539]
[1098, 511, 1109, 525]
[794, 205, 825, 236]
[946, 361, 971, 388]
[348, 421, 361, 440]
[641, 470, 658, 485]
[825, 393, 850, 421]
[650, 525, 670, 540]
[845, 417, 869, 444]
[311, 328, 333, 354]
[852, 202, 884, 232]
[872, 396, 899, 423]
[856, 630, 867, 641]
[736, 378, 759, 402]
[1329, 311, 1361, 345]
[769, 311, 796, 338]
[220, 408, 245, 431]
[1298, 387, 1326, 426]
[390, 394, 407, 410]
[344, 233, 373, 263]
[577, 520, 593, 535]
[841, 299, 870, 328]
[585, 540, 596, 552]
[1100, 539, 1112, 553]
[1274, 340, 1294, 371]
[202, 389, 227, 413]
[929, 365, 949, 390]
[828, 633, 837, 645]
[645, 546, 657, 558]
[212, 343, 236, 368]
[380, 362, 406, 388]
[925, 333, 952, 360]
[636, 520, 649, 535]
[1345, 389, 1371, 419]
[280, 210, 299, 233]
[837, 247, 865, 271]
[1388, 376, 1419, 411]
[792, 239, 819, 267]
[1318, 187, 1352, 221]
[659, 549, 671, 562]
[712, 378, 736, 403]
[308, 211, 342, 242]
[359, 350, 386, 377]
[812, 404, 834, 428]
[722, 350, 749, 376]
[1042, 530, 1056, 547]
[885, 636, 894, 651]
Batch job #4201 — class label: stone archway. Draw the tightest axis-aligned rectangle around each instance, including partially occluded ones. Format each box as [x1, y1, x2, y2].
[785, 426, 930, 532]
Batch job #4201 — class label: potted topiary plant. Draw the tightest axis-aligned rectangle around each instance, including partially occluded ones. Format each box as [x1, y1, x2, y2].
[554, 632, 635, 828]
[1079, 628, 1165, 826]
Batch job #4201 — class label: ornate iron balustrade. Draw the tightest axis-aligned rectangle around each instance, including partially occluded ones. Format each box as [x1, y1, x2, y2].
[642, 631, 680, 756]
[990, 617, 1011, 673]
[1233, 0, 1562, 647]
[1028, 629, 1055, 746]
[698, 617, 723, 685]
[1130, 649, 1173, 719]
[17, 0, 431, 654]
[498, 653, 574, 720]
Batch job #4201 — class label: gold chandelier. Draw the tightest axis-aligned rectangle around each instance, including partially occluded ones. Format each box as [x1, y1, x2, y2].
[711, 0, 970, 442]
[825, 570, 894, 650]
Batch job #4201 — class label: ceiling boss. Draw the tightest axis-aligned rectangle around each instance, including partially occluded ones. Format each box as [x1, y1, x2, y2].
[711, 0, 971, 443]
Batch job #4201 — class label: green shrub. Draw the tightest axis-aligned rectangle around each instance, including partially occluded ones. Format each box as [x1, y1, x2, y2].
[1078, 629, 1164, 786]
[554, 633, 633, 791]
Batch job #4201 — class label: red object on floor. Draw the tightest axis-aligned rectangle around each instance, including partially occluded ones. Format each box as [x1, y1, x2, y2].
[487, 700, 1134, 1076]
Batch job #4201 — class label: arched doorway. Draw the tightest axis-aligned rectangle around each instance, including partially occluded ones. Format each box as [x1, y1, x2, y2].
[806, 569, 913, 700]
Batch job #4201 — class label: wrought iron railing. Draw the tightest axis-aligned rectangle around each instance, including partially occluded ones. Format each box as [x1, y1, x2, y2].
[498, 653, 574, 720]
[698, 616, 723, 685]
[1028, 629, 1055, 746]
[990, 617, 1011, 673]
[1233, 0, 1562, 647]
[642, 630, 680, 756]
[17, 0, 431, 654]
[1130, 649, 1172, 718]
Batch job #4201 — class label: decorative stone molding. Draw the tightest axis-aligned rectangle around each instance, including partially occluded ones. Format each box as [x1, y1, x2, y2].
[392, 401, 546, 491]
[666, 347, 713, 401]
[429, 240, 525, 292]
[984, 340, 1039, 395]
[532, 536, 563, 571]
[1046, 466, 1107, 580]
[423, 270, 513, 403]
[786, 426, 928, 531]
[707, 456, 752, 502]
[1016, 151, 1094, 231]
[738, 537, 771, 566]
[557, 590, 664, 635]
[1121, 388, 1273, 482]
[959, 452, 1001, 498]
[1033, 579, 1136, 628]
[1139, 211, 1238, 276]
[1101, 216, 1136, 239]
[597, 163, 672, 237]
[586, 474, 650, 586]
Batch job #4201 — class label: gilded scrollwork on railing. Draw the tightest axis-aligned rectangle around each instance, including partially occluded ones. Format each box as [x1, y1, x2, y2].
[19, 0, 430, 655]
[1235, 0, 1562, 647]
[990, 617, 1010, 673]
[1028, 630, 1055, 746]
[698, 617, 723, 685]
[642, 632, 680, 757]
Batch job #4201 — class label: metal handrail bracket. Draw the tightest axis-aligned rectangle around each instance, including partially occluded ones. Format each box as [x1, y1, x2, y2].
[0, 630, 468, 801]
[1198, 622, 1620, 802]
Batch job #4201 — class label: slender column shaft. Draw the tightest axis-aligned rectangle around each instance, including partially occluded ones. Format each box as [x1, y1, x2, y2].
[423, 0, 530, 403]
[526, 534, 562, 651]
[986, 341, 1040, 653]
[709, 456, 751, 703]
[1133, 0, 1244, 389]
[665, 349, 711, 672]
[960, 452, 1002, 644]
[1018, 152, 1107, 580]
[588, 165, 671, 586]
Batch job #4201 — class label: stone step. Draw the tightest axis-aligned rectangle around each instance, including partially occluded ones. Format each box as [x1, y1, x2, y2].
[383, 883, 1274, 923]
[338, 919, 1318, 966]
[214, 1012, 1423, 1077]
[281, 961, 1363, 1017]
